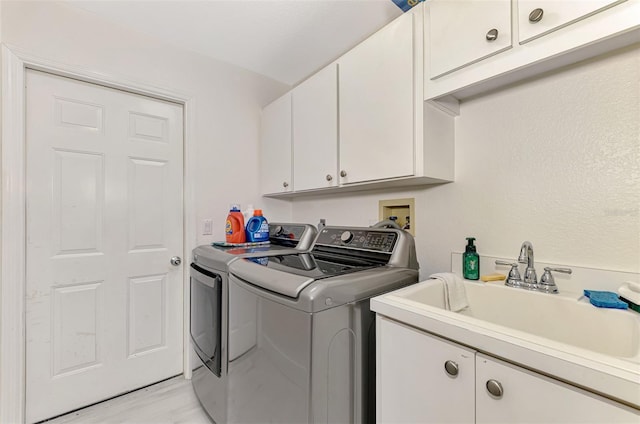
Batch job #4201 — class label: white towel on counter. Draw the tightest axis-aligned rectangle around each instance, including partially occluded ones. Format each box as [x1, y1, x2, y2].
[429, 272, 469, 312]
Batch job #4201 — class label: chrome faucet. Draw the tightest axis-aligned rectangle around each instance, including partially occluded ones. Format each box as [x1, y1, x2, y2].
[518, 241, 537, 285]
[495, 241, 572, 294]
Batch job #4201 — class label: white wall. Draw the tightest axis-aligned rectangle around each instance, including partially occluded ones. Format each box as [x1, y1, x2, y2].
[1, 0, 293, 247]
[292, 45, 640, 278]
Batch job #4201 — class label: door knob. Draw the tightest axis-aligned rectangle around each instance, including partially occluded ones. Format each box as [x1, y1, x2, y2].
[170, 256, 182, 266]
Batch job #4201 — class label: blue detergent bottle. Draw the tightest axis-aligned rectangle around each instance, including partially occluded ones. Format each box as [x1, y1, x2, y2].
[245, 209, 269, 242]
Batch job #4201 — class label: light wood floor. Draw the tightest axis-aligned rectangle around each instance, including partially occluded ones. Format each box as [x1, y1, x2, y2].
[44, 376, 213, 424]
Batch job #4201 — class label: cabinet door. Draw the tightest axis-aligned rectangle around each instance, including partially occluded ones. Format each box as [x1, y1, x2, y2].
[338, 11, 415, 185]
[476, 353, 640, 423]
[428, 0, 512, 78]
[518, 0, 624, 43]
[292, 64, 338, 191]
[377, 316, 475, 424]
[260, 93, 292, 194]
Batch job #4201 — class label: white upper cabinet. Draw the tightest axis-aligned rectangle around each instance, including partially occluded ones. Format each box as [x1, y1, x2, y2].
[261, 4, 454, 197]
[292, 64, 338, 191]
[518, 0, 624, 43]
[338, 11, 415, 184]
[260, 93, 292, 194]
[424, 0, 640, 100]
[429, 0, 512, 78]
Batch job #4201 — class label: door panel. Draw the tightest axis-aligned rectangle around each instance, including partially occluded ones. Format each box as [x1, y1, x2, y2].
[292, 63, 338, 191]
[429, 0, 512, 78]
[25, 70, 184, 423]
[338, 11, 415, 184]
[518, 0, 624, 43]
[52, 150, 105, 254]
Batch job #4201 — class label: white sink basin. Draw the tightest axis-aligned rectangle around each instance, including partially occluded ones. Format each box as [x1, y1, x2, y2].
[372, 278, 640, 408]
[396, 279, 640, 358]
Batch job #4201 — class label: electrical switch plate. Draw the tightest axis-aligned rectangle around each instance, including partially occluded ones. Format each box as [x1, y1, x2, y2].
[203, 219, 213, 235]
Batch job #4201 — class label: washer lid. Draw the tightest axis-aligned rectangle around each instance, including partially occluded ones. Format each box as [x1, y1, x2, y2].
[229, 258, 316, 298]
[228, 252, 384, 298]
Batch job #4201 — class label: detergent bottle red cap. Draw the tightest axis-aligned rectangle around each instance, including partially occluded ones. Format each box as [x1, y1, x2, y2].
[225, 204, 245, 243]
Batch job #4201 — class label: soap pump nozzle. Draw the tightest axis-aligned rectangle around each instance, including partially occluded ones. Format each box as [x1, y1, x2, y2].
[465, 237, 477, 252]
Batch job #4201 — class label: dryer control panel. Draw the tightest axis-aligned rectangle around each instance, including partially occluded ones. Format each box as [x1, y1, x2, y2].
[315, 228, 398, 253]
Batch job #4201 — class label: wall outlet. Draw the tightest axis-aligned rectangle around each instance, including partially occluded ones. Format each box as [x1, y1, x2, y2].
[202, 219, 213, 235]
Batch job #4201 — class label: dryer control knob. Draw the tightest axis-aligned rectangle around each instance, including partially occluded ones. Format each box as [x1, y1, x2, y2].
[274, 225, 284, 236]
[340, 231, 354, 244]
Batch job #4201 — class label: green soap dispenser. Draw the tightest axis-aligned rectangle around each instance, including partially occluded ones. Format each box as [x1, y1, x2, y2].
[463, 237, 480, 280]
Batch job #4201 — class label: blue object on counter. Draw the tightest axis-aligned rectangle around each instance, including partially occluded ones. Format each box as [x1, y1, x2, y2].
[245, 209, 269, 242]
[583, 290, 628, 309]
[391, 0, 424, 12]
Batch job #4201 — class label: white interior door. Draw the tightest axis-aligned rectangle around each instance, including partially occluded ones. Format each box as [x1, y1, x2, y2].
[25, 70, 184, 423]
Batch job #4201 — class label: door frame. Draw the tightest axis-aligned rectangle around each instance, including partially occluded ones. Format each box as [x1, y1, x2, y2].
[0, 44, 197, 424]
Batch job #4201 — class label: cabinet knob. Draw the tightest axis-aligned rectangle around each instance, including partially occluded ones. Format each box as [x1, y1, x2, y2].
[326, 174, 333, 181]
[485, 28, 498, 41]
[340, 170, 347, 178]
[529, 8, 544, 23]
[283, 181, 289, 188]
[444, 360, 459, 377]
[486, 379, 504, 398]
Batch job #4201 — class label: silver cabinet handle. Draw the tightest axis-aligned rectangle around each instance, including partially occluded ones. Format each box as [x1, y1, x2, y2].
[529, 8, 544, 23]
[486, 379, 504, 398]
[486, 28, 498, 41]
[326, 174, 333, 181]
[283, 181, 289, 188]
[170, 256, 182, 266]
[340, 170, 347, 178]
[444, 360, 459, 377]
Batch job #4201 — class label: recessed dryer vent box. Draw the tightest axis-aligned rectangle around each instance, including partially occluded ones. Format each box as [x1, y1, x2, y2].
[378, 198, 415, 236]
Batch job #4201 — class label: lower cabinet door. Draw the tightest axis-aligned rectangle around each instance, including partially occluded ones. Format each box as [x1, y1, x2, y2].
[476, 353, 640, 423]
[377, 316, 475, 423]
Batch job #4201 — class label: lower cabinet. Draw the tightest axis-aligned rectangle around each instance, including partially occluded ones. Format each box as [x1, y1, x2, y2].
[377, 316, 640, 424]
[377, 316, 475, 424]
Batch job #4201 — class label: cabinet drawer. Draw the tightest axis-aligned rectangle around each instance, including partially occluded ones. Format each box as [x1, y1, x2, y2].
[518, 0, 625, 43]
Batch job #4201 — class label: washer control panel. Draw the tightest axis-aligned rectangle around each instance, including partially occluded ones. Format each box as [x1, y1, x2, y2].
[268, 224, 316, 247]
[315, 228, 398, 253]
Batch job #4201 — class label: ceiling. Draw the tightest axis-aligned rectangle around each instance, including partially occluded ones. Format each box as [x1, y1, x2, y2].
[66, 0, 403, 86]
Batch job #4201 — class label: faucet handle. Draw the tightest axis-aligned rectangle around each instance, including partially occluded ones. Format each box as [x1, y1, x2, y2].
[495, 260, 521, 287]
[538, 267, 572, 294]
[546, 266, 572, 274]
